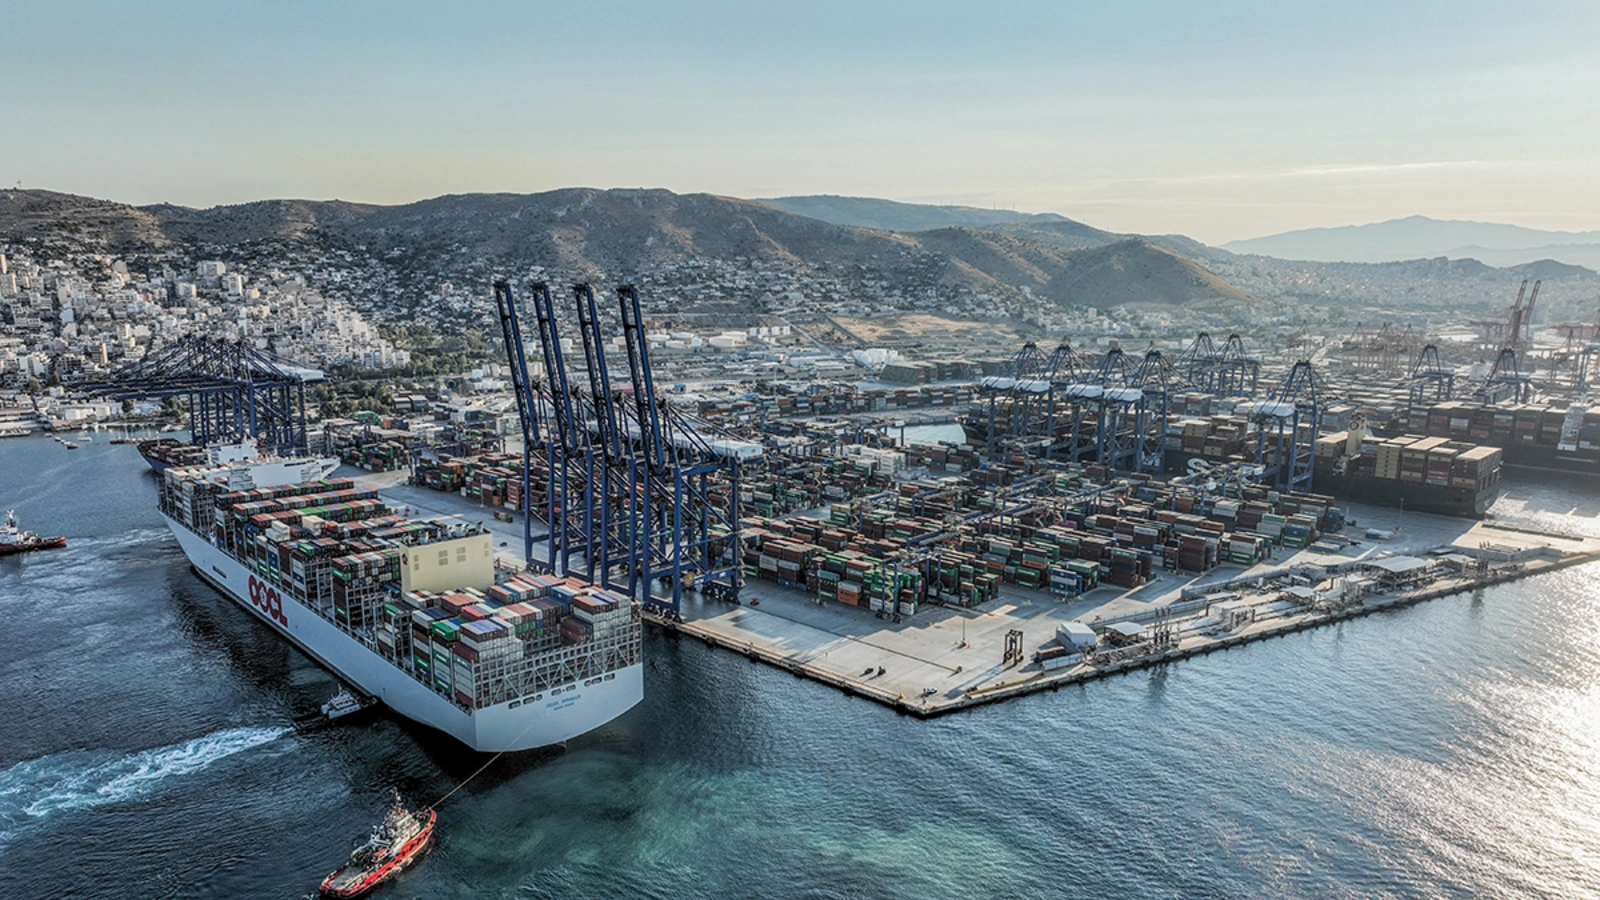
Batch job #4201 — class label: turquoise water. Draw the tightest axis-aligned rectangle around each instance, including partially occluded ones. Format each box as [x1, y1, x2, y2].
[3, 435, 1600, 898]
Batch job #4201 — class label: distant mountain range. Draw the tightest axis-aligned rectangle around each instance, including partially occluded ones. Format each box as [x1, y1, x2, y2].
[1223, 215, 1600, 267]
[759, 195, 1222, 261]
[0, 188, 1262, 312]
[6, 189, 1597, 329]
[758, 195, 1072, 233]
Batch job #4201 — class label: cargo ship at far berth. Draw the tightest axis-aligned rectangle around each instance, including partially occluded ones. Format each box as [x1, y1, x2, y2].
[138, 437, 210, 473]
[158, 444, 643, 752]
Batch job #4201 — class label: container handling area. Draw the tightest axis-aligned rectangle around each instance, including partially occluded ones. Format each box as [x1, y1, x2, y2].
[651, 500, 1600, 716]
[379, 453, 1600, 718]
[311, 296, 1600, 720]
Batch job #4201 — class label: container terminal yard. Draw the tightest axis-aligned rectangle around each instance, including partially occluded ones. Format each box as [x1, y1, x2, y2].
[79, 279, 1600, 727]
[375, 442, 1600, 718]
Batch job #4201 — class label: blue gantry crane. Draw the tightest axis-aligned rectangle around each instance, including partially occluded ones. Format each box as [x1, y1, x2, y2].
[978, 341, 1042, 454]
[1177, 332, 1219, 386]
[1472, 346, 1534, 405]
[529, 281, 589, 577]
[1178, 332, 1259, 398]
[615, 284, 757, 612]
[1209, 334, 1261, 398]
[492, 279, 756, 615]
[571, 283, 631, 590]
[981, 340, 1188, 474]
[83, 334, 319, 455]
[1126, 347, 1186, 473]
[1252, 360, 1330, 492]
[492, 281, 554, 571]
[1407, 343, 1454, 408]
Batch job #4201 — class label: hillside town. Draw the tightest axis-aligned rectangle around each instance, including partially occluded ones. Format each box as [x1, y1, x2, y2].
[3, 188, 1597, 441]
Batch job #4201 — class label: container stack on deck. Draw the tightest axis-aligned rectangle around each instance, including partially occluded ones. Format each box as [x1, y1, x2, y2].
[383, 575, 639, 710]
[158, 466, 641, 713]
[1399, 400, 1599, 469]
[1333, 433, 1503, 495]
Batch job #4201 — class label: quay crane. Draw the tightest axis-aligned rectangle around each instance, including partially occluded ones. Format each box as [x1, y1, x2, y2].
[82, 334, 320, 456]
[492, 279, 757, 615]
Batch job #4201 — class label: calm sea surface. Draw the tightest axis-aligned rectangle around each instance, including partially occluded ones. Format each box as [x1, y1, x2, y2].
[4, 434, 1600, 899]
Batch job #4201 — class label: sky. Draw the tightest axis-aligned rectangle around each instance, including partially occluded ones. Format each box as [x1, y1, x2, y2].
[6, 0, 1600, 244]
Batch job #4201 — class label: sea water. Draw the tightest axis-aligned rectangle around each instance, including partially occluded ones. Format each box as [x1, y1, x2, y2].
[3, 435, 1599, 899]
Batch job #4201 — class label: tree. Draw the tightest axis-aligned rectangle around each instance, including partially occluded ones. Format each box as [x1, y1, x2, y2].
[25, 376, 42, 394]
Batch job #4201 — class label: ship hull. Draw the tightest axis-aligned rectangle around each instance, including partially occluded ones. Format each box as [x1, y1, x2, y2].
[162, 513, 642, 751]
[137, 439, 181, 474]
[1311, 473, 1501, 518]
[959, 419, 986, 448]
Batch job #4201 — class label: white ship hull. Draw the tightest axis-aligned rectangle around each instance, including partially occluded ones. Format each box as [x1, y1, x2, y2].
[163, 513, 643, 752]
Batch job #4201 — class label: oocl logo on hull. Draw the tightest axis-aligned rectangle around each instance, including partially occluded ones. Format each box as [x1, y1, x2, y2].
[247, 575, 289, 627]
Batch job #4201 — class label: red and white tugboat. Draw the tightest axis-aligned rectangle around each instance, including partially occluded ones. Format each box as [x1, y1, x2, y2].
[0, 509, 66, 556]
[319, 792, 436, 898]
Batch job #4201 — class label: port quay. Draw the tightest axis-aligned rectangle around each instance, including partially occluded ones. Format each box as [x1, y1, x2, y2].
[651, 511, 1600, 717]
[372, 467, 1600, 720]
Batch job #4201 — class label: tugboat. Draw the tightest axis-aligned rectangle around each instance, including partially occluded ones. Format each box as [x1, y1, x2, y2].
[320, 791, 436, 898]
[0, 510, 66, 556]
[293, 687, 379, 732]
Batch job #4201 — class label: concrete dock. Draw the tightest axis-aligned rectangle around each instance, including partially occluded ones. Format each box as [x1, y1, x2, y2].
[651, 495, 1600, 717]
[351, 465, 1600, 718]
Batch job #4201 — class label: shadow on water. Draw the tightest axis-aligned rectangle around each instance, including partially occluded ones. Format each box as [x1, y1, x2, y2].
[161, 562, 315, 704]
[1146, 662, 1170, 700]
[402, 723, 571, 792]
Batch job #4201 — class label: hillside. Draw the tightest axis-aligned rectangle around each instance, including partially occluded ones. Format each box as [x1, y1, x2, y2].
[0, 189, 172, 246]
[1443, 244, 1600, 270]
[1039, 239, 1258, 308]
[338, 189, 906, 275]
[0, 188, 1258, 313]
[1503, 258, 1598, 280]
[143, 198, 383, 245]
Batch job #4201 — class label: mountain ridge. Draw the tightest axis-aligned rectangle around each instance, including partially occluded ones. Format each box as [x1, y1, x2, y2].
[756, 194, 1072, 233]
[1223, 215, 1600, 266]
[0, 187, 1260, 313]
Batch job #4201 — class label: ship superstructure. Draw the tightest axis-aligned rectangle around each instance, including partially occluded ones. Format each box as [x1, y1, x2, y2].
[158, 452, 642, 752]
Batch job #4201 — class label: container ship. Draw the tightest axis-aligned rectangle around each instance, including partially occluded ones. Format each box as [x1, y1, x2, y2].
[1310, 430, 1503, 518]
[1166, 417, 1504, 518]
[1393, 401, 1600, 476]
[138, 437, 210, 473]
[157, 446, 642, 752]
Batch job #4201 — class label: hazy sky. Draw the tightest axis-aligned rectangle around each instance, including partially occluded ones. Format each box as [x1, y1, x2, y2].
[8, 1, 1599, 243]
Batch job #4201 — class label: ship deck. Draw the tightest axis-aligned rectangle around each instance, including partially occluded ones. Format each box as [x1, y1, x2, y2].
[162, 464, 643, 751]
[336, 467, 550, 572]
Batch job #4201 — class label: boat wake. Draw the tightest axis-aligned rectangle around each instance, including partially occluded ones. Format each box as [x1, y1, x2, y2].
[0, 726, 291, 847]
